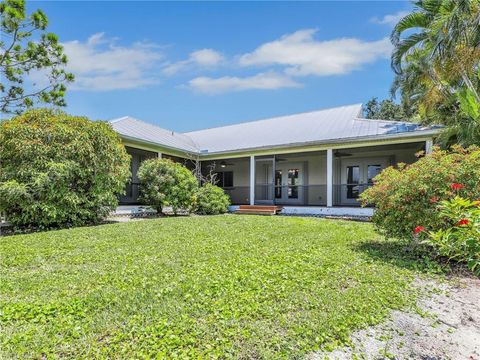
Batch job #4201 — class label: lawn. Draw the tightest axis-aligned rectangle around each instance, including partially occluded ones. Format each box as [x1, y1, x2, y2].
[0, 215, 428, 358]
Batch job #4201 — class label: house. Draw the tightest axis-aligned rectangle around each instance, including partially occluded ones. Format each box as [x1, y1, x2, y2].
[111, 103, 440, 216]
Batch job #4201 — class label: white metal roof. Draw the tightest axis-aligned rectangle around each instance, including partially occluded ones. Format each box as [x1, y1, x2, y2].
[110, 104, 439, 155]
[111, 116, 198, 153]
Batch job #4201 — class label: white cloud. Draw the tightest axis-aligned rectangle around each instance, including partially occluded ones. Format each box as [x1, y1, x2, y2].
[187, 72, 300, 94]
[370, 10, 409, 26]
[62, 33, 163, 91]
[239, 29, 392, 77]
[163, 48, 224, 76]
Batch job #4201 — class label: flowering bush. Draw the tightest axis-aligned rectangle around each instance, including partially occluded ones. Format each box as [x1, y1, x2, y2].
[360, 146, 480, 239]
[426, 197, 480, 275]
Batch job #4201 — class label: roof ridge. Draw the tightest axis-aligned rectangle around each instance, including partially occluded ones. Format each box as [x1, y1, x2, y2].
[112, 115, 183, 134]
[184, 103, 363, 134]
[109, 116, 130, 124]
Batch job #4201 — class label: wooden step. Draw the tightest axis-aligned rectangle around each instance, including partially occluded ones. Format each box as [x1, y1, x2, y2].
[235, 209, 276, 216]
[239, 205, 283, 211]
[235, 205, 283, 216]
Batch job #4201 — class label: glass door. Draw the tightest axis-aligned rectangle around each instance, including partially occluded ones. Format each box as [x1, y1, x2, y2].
[340, 158, 387, 205]
[346, 165, 360, 200]
[274, 162, 304, 205]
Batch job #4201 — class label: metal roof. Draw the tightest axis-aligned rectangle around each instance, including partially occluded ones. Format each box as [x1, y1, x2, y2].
[111, 116, 198, 153]
[110, 104, 439, 155]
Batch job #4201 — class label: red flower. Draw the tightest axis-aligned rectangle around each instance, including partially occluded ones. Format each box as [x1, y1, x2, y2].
[414, 226, 425, 234]
[450, 183, 464, 190]
[456, 219, 469, 226]
[429, 196, 439, 204]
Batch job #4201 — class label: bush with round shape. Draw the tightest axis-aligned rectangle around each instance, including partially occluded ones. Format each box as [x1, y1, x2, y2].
[0, 108, 131, 228]
[137, 158, 198, 215]
[360, 146, 480, 240]
[195, 183, 230, 215]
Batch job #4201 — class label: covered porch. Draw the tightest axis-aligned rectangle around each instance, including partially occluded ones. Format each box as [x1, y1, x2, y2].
[201, 140, 429, 209]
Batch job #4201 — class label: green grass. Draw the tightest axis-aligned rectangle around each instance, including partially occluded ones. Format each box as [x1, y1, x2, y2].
[0, 215, 430, 358]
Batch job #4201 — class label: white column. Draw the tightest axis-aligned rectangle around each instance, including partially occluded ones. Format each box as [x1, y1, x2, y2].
[327, 149, 333, 207]
[425, 139, 433, 154]
[249, 155, 255, 205]
[158, 152, 162, 158]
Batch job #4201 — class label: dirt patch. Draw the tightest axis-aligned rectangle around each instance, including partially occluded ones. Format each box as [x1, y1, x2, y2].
[311, 275, 480, 360]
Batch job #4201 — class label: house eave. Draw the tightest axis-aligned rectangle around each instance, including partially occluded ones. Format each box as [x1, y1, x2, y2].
[198, 129, 441, 159]
[119, 134, 198, 157]
[118, 128, 440, 160]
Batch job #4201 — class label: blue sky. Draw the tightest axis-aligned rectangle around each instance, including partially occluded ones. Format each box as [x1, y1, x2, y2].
[31, 1, 411, 132]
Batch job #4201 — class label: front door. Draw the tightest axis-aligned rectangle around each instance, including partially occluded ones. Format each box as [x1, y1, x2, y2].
[340, 158, 387, 205]
[274, 162, 305, 205]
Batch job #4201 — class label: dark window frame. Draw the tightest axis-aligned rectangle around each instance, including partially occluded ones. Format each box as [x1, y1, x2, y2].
[215, 171, 234, 188]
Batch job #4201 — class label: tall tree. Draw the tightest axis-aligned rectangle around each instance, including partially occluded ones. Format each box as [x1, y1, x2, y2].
[0, 0, 74, 114]
[391, 0, 480, 145]
[363, 97, 412, 121]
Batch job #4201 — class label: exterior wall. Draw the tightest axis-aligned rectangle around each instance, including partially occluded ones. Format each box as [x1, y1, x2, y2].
[201, 158, 251, 204]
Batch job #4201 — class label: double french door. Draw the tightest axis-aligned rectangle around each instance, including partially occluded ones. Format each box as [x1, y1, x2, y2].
[274, 162, 304, 205]
[340, 158, 387, 205]
[254, 159, 305, 205]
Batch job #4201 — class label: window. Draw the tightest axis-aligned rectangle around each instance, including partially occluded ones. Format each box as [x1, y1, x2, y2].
[287, 169, 299, 199]
[275, 170, 282, 199]
[367, 165, 382, 184]
[215, 171, 233, 188]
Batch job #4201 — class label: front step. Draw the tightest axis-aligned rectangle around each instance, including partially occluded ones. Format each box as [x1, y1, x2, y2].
[235, 205, 283, 215]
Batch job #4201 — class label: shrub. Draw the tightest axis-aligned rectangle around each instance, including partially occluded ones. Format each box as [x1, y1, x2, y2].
[360, 146, 480, 239]
[426, 197, 480, 275]
[0, 109, 130, 228]
[195, 183, 230, 215]
[137, 158, 198, 215]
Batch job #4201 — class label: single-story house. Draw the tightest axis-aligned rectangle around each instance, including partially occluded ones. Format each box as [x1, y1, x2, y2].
[111, 103, 440, 216]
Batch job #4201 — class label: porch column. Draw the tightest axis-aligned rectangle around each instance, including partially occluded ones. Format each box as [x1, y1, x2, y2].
[249, 155, 255, 205]
[425, 139, 433, 154]
[158, 152, 162, 158]
[326, 149, 333, 207]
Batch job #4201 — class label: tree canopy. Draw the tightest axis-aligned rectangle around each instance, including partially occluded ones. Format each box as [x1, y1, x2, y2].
[363, 97, 413, 121]
[390, 0, 480, 146]
[0, 0, 74, 114]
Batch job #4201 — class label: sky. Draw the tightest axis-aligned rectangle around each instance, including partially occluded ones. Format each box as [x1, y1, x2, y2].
[29, 1, 412, 132]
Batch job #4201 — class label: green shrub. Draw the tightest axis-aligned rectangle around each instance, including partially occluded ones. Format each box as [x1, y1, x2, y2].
[426, 197, 480, 275]
[0, 109, 131, 228]
[360, 146, 480, 239]
[195, 183, 230, 215]
[137, 158, 198, 215]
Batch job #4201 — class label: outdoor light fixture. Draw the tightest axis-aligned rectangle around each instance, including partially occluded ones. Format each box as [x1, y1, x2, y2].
[220, 161, 227, 168]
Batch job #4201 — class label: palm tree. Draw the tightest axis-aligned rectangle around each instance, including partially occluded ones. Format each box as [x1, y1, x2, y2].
[391, 0, 480, 104]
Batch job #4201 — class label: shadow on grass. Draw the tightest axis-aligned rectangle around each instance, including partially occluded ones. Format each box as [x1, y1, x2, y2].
[354, 239, 449, 274]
